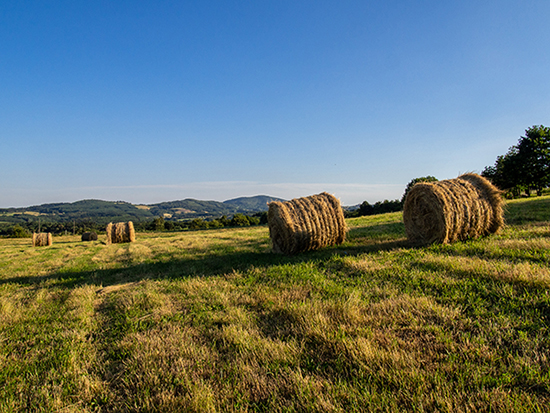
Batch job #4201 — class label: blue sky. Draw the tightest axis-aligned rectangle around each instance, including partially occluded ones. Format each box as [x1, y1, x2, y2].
[1, 1, 549, 208]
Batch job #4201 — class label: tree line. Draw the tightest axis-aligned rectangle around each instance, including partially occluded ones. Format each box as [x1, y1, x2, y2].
[344, 199, 403, 218]
[0, 212, 268, 238]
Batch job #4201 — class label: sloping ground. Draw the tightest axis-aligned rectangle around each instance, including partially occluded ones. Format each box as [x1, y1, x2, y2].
[223, 195, 286, 211]
[0, 195, 287, 224]
[0, 199, 154, 224]
[0, 196, 548, 411]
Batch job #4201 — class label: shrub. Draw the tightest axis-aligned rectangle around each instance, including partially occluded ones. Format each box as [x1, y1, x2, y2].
[230, 214, 251, 227]
[189, 218, 207, 230]
[8, 225, 30, 238]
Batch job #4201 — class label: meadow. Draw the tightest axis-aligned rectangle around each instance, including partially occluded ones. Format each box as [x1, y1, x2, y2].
[0, 196, 549, 412]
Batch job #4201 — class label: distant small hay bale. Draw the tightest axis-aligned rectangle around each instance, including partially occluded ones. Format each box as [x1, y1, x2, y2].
[81, 232, 98, 241]
[32, 232, 52, 247]
[105, 221, 135, 244]
[403, 173, 504, 245]
[268, 192, 346, 255]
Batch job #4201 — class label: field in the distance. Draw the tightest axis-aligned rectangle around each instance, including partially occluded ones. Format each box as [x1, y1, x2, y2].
[1, 197, 549, 412]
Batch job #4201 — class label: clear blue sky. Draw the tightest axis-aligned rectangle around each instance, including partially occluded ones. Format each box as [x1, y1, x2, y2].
[1, 1, 549, 208]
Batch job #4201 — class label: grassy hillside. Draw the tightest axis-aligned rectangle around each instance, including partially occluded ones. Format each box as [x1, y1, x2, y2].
[0, 196, 549, 411]
[0, 196, 287, 226]
[0, 199, 154, 225]
[147, 199, 238, 218]
[223, 195, 286, 211]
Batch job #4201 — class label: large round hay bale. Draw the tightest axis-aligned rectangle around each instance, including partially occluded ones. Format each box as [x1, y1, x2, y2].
[268, 192, 346, 255]
[32, 232, 52, 247]
[105, 221, 135, 244]
[403, 173, 504, 245]
[81, 231, 98, 241]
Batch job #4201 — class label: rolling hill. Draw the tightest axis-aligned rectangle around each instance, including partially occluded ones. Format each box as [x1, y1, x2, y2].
[0, 195, 287, 225]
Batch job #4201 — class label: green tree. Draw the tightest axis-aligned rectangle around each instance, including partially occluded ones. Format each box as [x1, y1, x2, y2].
[516, 125, 550, 195]
[153, 216, 165, 232]
[482, 125, 550, 197]
[208, 219, 224, 229]
[189, 218, 206, 230]
[358, 201, 374, 216]
[219, 215, 231, 227]
[482, 146, 524, 196]
[253, 211, 268, 225]
[246, 215, 260, 226]
[230, 214, 250, 227]
[8, 224, 30, 238]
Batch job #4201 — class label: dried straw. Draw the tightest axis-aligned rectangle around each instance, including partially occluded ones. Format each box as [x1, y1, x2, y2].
[403, 173, 504, 245]
[81, 232, 98, 241]
[32, 232, 52, 247]
[268, 192, 346, 254]
[105, 221, 136, 244]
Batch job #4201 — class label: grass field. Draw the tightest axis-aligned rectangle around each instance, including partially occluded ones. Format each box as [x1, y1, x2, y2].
[1, 196, 549, 412]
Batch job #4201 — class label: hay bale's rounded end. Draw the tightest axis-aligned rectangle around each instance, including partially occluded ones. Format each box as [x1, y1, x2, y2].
[403, 182, 447, 245]
[267, 201, 293, 254]
[268, 192, 346, 255]
[32, 232, 53, 247]
[106, 221, 135, 244]
[128, 221, 136, 243]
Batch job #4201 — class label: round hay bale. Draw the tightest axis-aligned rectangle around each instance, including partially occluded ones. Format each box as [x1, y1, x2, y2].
[268, 192, 346, 255]
[81, 231, 98, 241]
[403, 173, 504, 245]
[32, 232, 52, 247]
[105, 221, 135, 244]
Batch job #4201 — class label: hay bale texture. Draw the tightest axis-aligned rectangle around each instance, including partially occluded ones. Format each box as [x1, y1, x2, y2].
[32, 232, 52, 247]
[403, 173, 504, 245]
[268, 192, 346, 255]
[81, 232, 98, 241]
[105, 222, 135, 245]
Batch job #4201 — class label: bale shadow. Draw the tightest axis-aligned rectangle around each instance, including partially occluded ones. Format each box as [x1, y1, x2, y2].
[0, 233, 414, 292]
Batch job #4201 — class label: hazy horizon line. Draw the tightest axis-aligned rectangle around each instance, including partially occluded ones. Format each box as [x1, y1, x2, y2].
[1, 181, 406, 209]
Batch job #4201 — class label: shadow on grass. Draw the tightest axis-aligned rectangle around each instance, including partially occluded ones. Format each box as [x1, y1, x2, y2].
[427, 240, 550, 265]
[505, 196, 550, 224]
[403, 258, 550, 331]
[1, 226, 412, 291]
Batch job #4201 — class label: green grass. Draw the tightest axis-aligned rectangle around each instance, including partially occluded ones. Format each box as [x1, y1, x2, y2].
[1, 197, 549, 412]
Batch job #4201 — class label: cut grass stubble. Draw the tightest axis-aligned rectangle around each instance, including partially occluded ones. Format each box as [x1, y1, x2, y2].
[0, 197, 549, 411]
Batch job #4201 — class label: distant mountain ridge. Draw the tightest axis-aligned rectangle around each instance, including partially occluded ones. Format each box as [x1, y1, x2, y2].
[220, 196, 283, 211]
[146, 195, 285, 219]
[0, 196, 287, 225]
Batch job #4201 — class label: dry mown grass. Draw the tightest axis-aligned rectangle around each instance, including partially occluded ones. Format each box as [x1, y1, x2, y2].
[0, 197, 549, 411]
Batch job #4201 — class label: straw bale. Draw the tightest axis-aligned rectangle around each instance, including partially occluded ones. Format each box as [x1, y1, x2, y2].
[32, 232, 52, 247]
[81, 232, 98, 242]
[403, 173, 504, 245]
[105, 221, 135, 244]
[268, 192, 346, 255]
